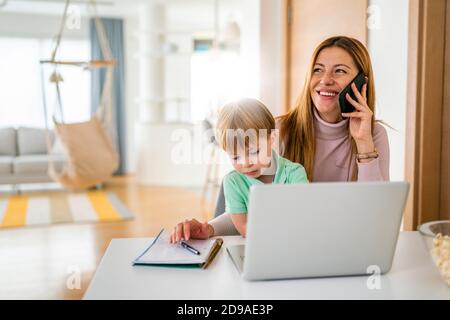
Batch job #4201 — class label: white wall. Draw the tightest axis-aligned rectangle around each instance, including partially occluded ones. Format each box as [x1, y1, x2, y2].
[368, 0, 409, 181]
[259, 0, 283, 116]
[162, 0, 260, 123]
[0, 12, 88, 38]
[234, 0, 261, 101]
[164, 1, 214, 123]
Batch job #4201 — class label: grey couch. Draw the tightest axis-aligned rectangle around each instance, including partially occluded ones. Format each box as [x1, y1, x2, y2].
[0, 127, 66, 185]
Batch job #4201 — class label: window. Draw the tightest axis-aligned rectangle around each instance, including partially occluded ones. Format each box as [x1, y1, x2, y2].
[0, 37, 90, 128]
[190, 50, 246, 122]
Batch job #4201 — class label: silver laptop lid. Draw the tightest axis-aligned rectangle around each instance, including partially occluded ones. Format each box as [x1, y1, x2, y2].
[243, 182, 409, 281]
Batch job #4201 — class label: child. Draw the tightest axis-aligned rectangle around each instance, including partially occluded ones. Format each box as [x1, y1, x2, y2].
[170, 98, 308, 242]
[214, 98, 309, 237]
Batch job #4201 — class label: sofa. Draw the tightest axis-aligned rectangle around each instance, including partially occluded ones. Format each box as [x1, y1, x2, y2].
[0, 127, 66, 185]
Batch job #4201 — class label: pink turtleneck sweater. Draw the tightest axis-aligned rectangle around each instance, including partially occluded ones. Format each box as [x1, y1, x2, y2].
[209, 109, 390, 235]
[311, 108, 389, 182]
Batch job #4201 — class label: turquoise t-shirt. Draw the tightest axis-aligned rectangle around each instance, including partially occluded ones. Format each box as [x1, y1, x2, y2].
[223, 151, 308, 214]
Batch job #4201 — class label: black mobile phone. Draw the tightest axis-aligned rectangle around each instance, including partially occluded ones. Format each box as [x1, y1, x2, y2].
[338, 72, 367, 113]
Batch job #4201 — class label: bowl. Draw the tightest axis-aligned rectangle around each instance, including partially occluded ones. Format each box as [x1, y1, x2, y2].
[418, 220, 450, 286]
[419, 220, 450, 248]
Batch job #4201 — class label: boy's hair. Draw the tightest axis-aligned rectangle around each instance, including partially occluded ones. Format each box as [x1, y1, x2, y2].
[215, 98, 275, 154]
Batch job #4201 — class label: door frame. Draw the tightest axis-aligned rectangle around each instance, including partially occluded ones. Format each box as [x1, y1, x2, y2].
[404, 0, 447, 230]
[281, 0, 291, 114]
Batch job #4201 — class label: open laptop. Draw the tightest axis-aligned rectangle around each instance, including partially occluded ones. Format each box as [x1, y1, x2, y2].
[227, 182, 409, 281]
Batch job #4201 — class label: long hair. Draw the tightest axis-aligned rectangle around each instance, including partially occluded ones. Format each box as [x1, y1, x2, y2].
[278, 36, 376, 181]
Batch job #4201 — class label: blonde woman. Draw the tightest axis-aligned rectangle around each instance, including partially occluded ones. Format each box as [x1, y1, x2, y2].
[170, 98, 308, 242]
[172, 36, 389, 240]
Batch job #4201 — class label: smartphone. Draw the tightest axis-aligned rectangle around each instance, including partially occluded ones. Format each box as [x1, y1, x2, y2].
[338, 72, 367, 113]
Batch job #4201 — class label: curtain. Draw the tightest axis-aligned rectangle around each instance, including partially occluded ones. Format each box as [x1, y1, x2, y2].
[90, 18, 126, 174]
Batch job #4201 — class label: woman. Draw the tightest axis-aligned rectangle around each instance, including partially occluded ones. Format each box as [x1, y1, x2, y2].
[172, 36, 389, 241]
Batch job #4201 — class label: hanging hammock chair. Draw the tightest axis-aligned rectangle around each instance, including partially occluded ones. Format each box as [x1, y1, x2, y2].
[40, 0, 119, 190]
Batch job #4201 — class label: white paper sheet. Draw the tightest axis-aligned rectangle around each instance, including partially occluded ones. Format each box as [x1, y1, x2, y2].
[134, 229, 217, 265]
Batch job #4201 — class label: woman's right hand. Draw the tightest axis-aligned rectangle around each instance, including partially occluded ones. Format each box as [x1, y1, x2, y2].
[169, 219, 214, 243]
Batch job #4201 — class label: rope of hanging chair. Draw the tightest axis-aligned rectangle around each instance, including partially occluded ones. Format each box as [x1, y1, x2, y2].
[41, 0, 117, 177]
[91, 0, 113, 61]
[51, 0, 112, 64]
[48, 0, 115, 128]
[50, 0, 70, 63]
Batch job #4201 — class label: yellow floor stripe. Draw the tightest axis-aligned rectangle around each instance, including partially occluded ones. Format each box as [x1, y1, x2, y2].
[87, 191, 121, 221]
[1, 196, 29, 227]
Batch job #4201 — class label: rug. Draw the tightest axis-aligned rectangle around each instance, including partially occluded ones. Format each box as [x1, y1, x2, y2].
[0, 190, 134, 228]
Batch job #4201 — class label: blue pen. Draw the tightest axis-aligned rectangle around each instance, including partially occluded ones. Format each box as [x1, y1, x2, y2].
[180, 241, 201, 255]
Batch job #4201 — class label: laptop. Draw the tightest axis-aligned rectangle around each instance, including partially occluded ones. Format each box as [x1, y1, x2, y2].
[227, 182, 409, 281]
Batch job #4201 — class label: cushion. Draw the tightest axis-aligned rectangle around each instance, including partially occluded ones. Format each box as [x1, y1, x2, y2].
[0, 127, 16, 156]
[13, 154, 65, 174]
[0, 156, 13, 174]
[17, 127, 49, 155]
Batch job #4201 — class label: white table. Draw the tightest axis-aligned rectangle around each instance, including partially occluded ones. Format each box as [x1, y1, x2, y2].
[84, 232, 450, 300]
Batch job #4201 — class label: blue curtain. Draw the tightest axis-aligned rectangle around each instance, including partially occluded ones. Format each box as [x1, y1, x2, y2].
[90, 18, 126, 175]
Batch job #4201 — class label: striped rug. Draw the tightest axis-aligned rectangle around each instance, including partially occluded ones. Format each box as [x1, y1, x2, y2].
[0, 191, 134, 229]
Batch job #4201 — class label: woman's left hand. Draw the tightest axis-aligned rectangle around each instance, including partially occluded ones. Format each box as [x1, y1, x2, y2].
[342, 82, 375, 153]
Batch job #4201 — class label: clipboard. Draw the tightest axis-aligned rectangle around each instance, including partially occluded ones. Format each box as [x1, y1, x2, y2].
[132, 229, 223, 269]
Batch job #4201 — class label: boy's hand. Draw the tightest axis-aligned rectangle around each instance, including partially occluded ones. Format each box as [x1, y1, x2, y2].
[169, 219, 214, 243]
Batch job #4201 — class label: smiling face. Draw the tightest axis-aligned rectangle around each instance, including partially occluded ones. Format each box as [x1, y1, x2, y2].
[228, 137, 273, 179]
[310, 46, 359, 122]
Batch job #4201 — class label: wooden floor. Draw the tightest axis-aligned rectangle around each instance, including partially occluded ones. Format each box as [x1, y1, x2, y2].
[0, 176, 214, 299]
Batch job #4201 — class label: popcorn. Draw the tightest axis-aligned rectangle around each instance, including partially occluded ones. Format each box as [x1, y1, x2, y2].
[432, 233, 450, 286]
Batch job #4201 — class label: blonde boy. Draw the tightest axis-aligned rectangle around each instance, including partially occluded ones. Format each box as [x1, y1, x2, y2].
[215, 98, 308, 237]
